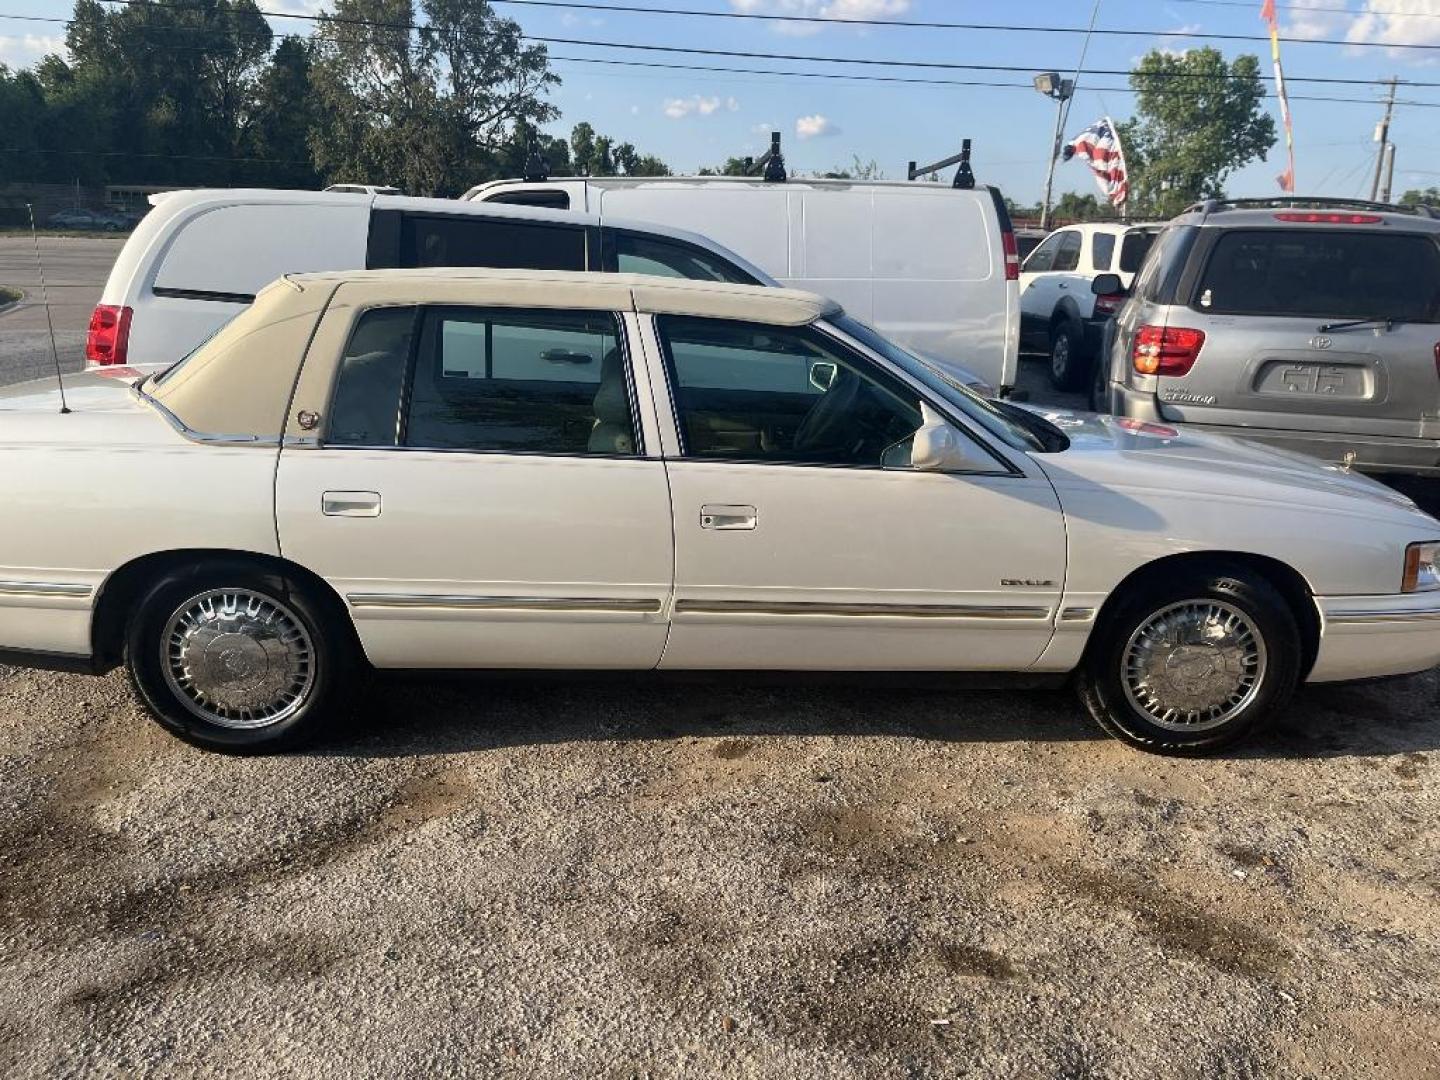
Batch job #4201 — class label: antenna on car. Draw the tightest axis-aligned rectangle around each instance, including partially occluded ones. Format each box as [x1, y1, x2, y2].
[26, 203, 70, 415]
[750, 131, 787, 183]
[908, 138, 976, 189]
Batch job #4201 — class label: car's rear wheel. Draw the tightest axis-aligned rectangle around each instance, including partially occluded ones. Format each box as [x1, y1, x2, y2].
[125, 561, 357, 753]
[1048, 320, 1087, 392]
[1076, 566, 1301, 754]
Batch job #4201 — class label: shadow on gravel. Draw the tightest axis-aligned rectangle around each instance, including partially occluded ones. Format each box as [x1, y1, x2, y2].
[315, 667, 1439, 762]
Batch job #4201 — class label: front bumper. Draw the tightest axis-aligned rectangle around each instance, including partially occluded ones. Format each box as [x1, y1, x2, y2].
[1310, 593, 1440, 682]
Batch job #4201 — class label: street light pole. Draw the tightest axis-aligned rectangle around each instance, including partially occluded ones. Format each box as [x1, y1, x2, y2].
[1034, 72, 1074, 231]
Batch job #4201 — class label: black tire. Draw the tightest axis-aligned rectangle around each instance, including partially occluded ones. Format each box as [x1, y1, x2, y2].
[1076, 565, 1302, 755]
[125, 560, 358, 754]
[1048, 319, 1088, 392]
[1088, 347, 1110, 413]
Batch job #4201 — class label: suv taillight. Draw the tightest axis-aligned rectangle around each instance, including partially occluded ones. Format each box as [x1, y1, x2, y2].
[1133, 324, 1205, 377]
[86, 304, 133, 366]
[1001, 230, 1019, 281]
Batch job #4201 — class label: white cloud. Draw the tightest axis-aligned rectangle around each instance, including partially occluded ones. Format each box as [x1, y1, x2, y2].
[728, 0, 910, 36]
[1168, 23, 1202, 36]
[796, 113, 840, 139]
[664, 94, 732, 119]
[1347, 0, 1440, 54]
[560, 11, 605, 28]
[0, 33, 64, 67]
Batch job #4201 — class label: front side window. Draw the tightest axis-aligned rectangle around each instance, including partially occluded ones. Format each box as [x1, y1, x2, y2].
[657, 316, 923, 468]
[327, 306, 638, 456]
[1022, 232, 1061, 273]
[612, 232, 757, 284]
[1052, 230, 1082, 272]
[1194, 229, 1440, 321]
[399, 214, 586, 271]
[1091, 232, 1116, 272]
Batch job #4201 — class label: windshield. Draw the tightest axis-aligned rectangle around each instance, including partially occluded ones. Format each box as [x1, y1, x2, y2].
[826, 313, 1065, 453]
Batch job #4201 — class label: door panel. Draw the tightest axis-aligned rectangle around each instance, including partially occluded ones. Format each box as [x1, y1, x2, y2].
[277, 451, 673, 668]
[661, 462, 1066, 670]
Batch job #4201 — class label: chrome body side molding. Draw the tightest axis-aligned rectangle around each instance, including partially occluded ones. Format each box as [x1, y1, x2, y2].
[673, 600, 1051, 620]
[347, 594, 664, 614]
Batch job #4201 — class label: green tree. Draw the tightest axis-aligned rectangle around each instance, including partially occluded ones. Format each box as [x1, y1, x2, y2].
[698, 156, 755, 177]
[310, 0, 557, 195]
[1398, 186, 1440, 208]
[818, 156, 884, 180]
[1052, 191, 1114, 222]
[249, 36, 320, 189]
[1119, 47, 1276, 219]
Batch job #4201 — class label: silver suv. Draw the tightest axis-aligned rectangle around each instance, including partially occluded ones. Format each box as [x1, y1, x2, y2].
[1095, 198, 1440, 477]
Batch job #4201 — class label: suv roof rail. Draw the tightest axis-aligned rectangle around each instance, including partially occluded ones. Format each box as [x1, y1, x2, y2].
[1191, 195, 1433, 217]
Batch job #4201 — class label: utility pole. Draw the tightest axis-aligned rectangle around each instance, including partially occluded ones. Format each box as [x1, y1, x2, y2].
[1034, 73, 1074, 230]
[1370, 77, 1397, 203]
[1381, 143, 1396, 204]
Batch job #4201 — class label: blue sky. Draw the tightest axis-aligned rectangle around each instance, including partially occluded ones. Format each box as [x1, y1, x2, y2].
[4, 0, 1439, 202]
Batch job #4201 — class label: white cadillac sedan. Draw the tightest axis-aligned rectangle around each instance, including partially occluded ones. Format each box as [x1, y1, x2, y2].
[2, 269, 1437, 755]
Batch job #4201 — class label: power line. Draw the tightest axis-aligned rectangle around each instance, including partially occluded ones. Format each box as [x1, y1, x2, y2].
[19, 5, 1440, 89]
[480, 0, 1440, 51]
[1175, 0, 1440, 17]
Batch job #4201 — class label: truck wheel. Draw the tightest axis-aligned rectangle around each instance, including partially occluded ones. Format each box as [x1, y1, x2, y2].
[1048, 320, 1088, 392]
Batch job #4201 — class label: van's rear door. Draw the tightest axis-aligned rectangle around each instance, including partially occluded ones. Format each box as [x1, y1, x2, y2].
[1155, 226, 1440, 443]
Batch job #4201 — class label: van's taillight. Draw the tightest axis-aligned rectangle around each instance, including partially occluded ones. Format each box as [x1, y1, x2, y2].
[1273, 212, 1382, 224]
[1133, 324, 1205, 377]
[1093, 292, 1126, 317]
[86, 304, 133, 366]
[1001, 230, 1019, 281]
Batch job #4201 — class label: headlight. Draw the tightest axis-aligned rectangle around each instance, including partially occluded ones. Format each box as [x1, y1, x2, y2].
[1403, 542, 1440, 592]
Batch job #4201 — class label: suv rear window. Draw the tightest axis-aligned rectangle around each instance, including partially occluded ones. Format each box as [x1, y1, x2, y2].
[1195, 229, 1440, 321]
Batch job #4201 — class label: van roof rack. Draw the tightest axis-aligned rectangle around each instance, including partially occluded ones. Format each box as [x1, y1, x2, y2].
[907, 139, 976, 189]
[1186, 196, 1437, 220]
[740, 131, 787, 183]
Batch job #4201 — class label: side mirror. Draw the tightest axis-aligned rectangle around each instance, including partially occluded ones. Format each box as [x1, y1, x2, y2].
[910, 402, 996, 473]
[1091, 273, 1125, 296]
[809, 360, 837, 392]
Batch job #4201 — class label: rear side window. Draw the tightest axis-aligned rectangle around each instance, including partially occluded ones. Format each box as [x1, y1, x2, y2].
[612, 232, 757, 284]
[327, 307, 416, 447]
[1091, 232, 1116, 272]
[1023, 232, 1061, 273]
[1119, 229, 1156, 273]
[1132, 224, 1197, 304]
[398, 214, 586, 271]
[1195, 230, 1440, 321]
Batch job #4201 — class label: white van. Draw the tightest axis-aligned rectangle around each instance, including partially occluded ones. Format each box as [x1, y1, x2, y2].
[464, 177, 1023, 393]
[87, 189, 779, 371]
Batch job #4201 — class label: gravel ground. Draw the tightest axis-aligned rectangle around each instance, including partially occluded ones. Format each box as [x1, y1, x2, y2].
[1, 662, 1437, 1077]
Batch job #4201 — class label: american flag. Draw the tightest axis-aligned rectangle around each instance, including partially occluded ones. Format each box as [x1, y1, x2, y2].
[1064, 117, 1129, 208]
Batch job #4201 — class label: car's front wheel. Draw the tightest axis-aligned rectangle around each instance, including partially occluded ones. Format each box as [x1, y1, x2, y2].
[1048, 320, 1088, 392]
[1076, 566, 1302, 754]
[125, 561, 357, 753]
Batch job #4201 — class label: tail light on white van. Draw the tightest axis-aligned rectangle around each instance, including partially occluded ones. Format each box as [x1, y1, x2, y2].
[1133, 324, 1205, 377]
[1001, 229, 1020, 281]
[86, 304, 132, 366]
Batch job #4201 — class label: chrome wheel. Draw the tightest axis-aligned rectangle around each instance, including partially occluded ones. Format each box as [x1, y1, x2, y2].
[161, 589, 316, 730]
[1121, 600, 1267, 732]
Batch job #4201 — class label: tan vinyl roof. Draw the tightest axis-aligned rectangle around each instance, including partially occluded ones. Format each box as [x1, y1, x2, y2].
[285, 268, 842, 327]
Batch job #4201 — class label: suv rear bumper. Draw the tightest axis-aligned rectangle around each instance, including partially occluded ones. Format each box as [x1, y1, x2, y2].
[1311, 594, 1440, 682]
[1108, 387, 1440, 477]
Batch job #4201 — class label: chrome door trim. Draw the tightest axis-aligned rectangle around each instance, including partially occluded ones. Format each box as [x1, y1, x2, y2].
[0, 581, 93, 599]
[346, 593, 664, 614]
[673, 599, 1051, 620]
[1326, 608, 1440, 625]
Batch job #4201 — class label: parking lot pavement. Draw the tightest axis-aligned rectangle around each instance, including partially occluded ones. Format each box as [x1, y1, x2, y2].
[0, 244, 1437, 1076]
[0, 236, 122, 387]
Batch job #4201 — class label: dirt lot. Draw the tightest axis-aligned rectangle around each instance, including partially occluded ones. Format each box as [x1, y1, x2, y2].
[1, 659, 1436, 1077]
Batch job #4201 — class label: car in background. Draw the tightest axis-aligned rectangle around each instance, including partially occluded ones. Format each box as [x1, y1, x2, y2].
[464, 174, 1024, 396]
[1015, 227, 1048, 262]
[46, 208, 127, 232]
[4, 267, 1438, 756]
[1019, 221, 1163, 390]
[1096, 198, 1440, 478]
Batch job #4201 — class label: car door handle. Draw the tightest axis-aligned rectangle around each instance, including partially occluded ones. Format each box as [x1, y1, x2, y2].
[1058, 282, 1069, 290]
[700, 504, 757, 531]
[322, 491, 381, 518]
